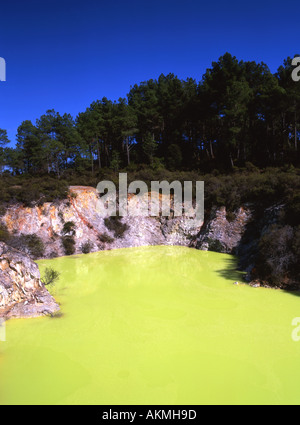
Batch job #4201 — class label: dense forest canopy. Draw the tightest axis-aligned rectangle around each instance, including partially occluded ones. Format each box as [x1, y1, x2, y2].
[1, 52, 300, 177]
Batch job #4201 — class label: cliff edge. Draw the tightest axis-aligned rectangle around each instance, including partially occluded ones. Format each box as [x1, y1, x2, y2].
[0, 242, 60, 320]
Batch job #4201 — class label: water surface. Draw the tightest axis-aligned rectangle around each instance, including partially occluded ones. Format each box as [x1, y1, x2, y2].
[1, 246, 300, 405]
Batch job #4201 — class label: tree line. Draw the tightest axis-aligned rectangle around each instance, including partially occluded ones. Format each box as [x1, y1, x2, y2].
[1, 52, 300, 176]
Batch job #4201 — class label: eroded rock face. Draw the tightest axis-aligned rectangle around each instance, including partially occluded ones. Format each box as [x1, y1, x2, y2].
[197, 206, 252, 254]
[1, 187, 203, 258]
[235, 204, 286, 284]
[0, 242, 59, 319]
[0, 188, 204, 318]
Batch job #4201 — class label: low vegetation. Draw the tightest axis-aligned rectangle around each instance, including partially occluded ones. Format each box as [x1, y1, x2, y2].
[0, 175, 68, 207]
[81, 241, 93, 254]
[253, 224, 300, 288]
[3, 233, 45, 259]
[62, 221, 76, 236]
[42, 267, 61, 287]
[62, 235, 76, 256]
[98, 233, 115, 244]
[104, 216, 129, 238]
[0, 223, 10, 243]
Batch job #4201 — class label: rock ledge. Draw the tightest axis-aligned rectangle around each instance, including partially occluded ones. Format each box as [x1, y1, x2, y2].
[0, 242, 60, 320]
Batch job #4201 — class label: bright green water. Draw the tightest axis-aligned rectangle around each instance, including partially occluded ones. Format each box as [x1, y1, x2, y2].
[1, 246, 300, 405]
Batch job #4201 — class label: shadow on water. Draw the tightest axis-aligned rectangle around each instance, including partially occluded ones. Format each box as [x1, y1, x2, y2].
[283, 288, 300, 297]
[215, 256, 246, 284]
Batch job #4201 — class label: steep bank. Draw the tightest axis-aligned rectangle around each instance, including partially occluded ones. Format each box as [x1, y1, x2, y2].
[1, 186, 201, 257]
[0, 185, 298, 293]
[196, 206, 252, 254]
[0, 187, 203, 318]
[0, 242, 59, 319]
[197, 203, 300, 289]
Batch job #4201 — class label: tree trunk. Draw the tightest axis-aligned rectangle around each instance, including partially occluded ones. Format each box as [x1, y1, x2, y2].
[90, 145, 94, 175]
[295, 108, 298, 151]
[126, 137, 130, 165]
[97, 141, 101, 169]
[209, 140, 215, 159]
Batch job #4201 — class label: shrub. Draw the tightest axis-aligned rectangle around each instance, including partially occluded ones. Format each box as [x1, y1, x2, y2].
[6, 234, 45, 258]
[207, 238, 225, 253]
[104, 216, 129, 238]
[0, 176, 69, 206]
[284, 191, 300, 226]
[245, 162, 259, 172]
[62, 221, 76, 236]
[226, 211, 236, 223]
[62, 235, 76, 255]
[42, 267, 60, 286]
[292, 226, 300, 275]
[0, 223, 10, 242]
[0, 205, 6, 217]
[58, 211, 64, 223]
[255, 225, 296, 286]
[81, 241, 93, 254]
[25, 234, 45, 259]
[98, 233, 114, 244]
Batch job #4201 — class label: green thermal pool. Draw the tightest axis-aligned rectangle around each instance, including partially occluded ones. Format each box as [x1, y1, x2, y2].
[1, 245, 300, 405]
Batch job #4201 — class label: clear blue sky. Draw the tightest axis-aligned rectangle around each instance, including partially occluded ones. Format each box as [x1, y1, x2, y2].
[0, 0, 299, 145]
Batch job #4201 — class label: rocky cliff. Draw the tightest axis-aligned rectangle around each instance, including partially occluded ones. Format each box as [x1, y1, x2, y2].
[0, 185, 289, 318]
[0, 187, 205, 318]
[0, 242, 59, 319]
[1, 186, 202, 257]
[197, 206, 252, 253]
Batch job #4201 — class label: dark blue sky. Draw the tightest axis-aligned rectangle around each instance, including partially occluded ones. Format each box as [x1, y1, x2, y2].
[0, 0, 299, 145]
